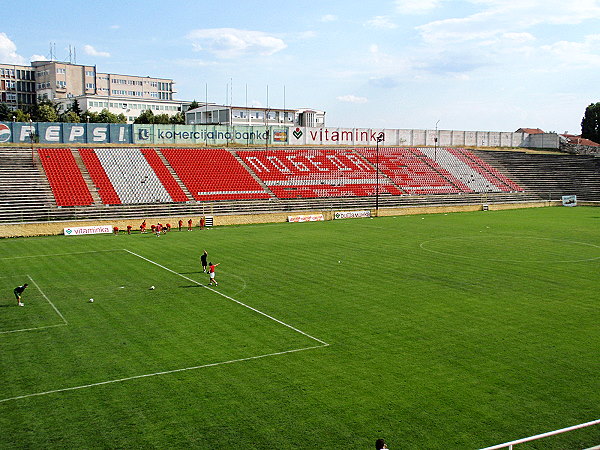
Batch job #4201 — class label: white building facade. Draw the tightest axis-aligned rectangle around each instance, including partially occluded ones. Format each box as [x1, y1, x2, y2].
[186, 104, 326, 128]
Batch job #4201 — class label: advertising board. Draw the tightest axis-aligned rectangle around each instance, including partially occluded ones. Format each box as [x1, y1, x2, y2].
[63, 225, 113, 236]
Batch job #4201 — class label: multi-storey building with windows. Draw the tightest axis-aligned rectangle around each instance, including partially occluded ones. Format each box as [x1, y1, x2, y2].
[185, 104, 326, 128]
[30, 60, 185, 122]
[1, 60, 185, 122]
[2, 60, 325, 125]
[0, 63, 37, 111]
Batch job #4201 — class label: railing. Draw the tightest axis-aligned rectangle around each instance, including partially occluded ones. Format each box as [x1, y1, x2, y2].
[0, 192, 545, 224]
[480, 418, 600, 449]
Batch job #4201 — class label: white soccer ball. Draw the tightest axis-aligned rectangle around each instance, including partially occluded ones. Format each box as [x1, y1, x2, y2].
[150, 286, 155, 290]
[89, 298, 94, 303]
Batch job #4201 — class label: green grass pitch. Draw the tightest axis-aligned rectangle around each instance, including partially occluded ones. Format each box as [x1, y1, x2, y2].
[0, 207, 598, 449]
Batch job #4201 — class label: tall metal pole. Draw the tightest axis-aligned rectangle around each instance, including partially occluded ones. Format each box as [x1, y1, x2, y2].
[376, 138, 379, 216]
[29, 119, 34, 164]
[434, 119, 440, 161]
[265, 84, 269, 151]
[375, 132, 384, 217]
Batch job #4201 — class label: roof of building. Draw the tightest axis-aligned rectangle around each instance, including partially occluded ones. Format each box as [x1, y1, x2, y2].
[516, 128, 545, 134]
[560, 134, 600, 147]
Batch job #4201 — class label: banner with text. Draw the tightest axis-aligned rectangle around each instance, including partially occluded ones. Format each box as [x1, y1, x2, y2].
[0, 122, 526, 147]
[287, 214, 325, 223]
[334, 210, 371, 219]
[64, 225, 113, 236]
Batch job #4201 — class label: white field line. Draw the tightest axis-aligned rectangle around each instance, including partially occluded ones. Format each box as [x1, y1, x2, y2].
[0, 249, 121, 260]
[0, 323, 66, 335]
[0, 275, 68, 335]
[124, 249, 330, 346]
[0, 344, 326, 404]
[27, 275, 68, 325]
[0, 249, 329, 403]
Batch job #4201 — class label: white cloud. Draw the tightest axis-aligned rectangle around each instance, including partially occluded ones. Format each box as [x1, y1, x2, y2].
[502, 32, 536, 43]
[295, 31, 318, 40]
[186, 28, 286, 59]
[110, 25, 120, 30]
[417, 1, 600, 45]
[395, 0, 443, 14]
[84, 44, 111, 58]
[174, 58, 219, 68]
[320, 14, 338, 22]
[541, 34, 600, 67]
[30, 54, 48, 62]
[0, 33, 26, 65]
[337, 94, 368, 104]
[365, 16, 398, 29]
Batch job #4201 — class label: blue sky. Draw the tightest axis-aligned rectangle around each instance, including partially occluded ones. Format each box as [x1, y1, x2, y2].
[2, 0, 599, 133]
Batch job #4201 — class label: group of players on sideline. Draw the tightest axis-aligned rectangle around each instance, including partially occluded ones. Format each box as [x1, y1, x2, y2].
[112, 217, 208, 236]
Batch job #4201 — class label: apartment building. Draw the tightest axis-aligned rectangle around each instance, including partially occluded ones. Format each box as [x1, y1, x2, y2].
[31, 60, 185, 122]
[0, 63, 37, 111]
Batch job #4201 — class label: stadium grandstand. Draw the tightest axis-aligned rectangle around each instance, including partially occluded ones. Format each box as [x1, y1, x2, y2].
[0, 146, 599, 226]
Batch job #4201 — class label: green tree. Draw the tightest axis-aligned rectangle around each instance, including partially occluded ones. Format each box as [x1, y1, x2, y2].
[134, 109, 155, 124]
[14, 109, 31, 122]
[98, 108, 118, 123]
[63, 111, 81, 123]
[581, 102, 600, 144]
[71, 99, 82, 117]
[116, 113, 127, 124]
[154, 113, 171, 124]
[81, 111, 100, 123]
[170, 112, 185, 124]
[31, 99, 59, 122]
[188, 100, 200, 110]
[0, 103, 12, 121]
[35, 103, 59, 122]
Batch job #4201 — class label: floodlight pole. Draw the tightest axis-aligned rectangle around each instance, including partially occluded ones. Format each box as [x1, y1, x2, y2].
[375, 131, 384, 217]
[29, 119, 34, 163]
[434, 120, 440, 162]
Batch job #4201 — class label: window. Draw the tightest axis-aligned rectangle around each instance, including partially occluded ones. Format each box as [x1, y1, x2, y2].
[57, 80, 66, 88]
[56, 68, 66, 74]
[86, 83, 95, 89]
[85, 70, 94, 77]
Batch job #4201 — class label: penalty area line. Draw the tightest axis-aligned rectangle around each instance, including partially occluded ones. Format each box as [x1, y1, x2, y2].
[0, 344, 327, 404]
[27, 275, 68, 325]
[123, 249, 330, 347]
[0, 275, 68, 335]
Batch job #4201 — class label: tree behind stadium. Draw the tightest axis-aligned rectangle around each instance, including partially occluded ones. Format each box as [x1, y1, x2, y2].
[581, 102, 600, 144]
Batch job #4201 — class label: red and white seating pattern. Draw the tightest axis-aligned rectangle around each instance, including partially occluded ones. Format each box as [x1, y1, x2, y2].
[38, 148, 94, 207]
[79, 148, 121, 205]
[238, 149, 402, 198]
[417, 147, 502, 193]
[140, 149, 189, 202]
[448, 148, 523, 192]
[39, 147, 523, 206]
[356, 147, 467, 194]
[161, 148, 270, 201]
